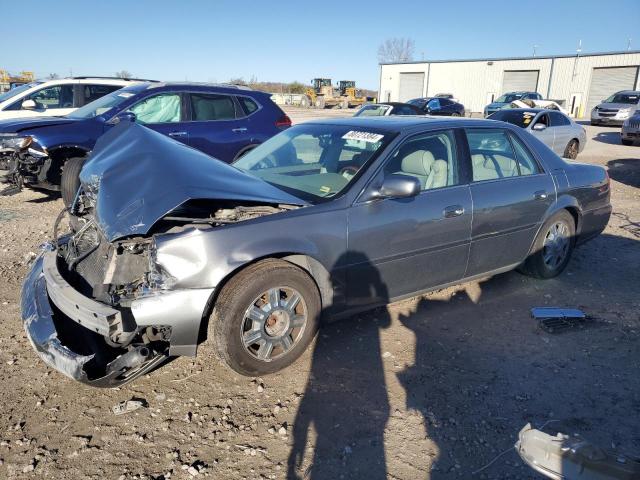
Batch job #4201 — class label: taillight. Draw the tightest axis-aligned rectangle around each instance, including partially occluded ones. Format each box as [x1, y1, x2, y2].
[275, 114, 292, 129]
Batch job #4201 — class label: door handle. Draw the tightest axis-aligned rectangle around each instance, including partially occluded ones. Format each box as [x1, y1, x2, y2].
[534, 190, 548, 200]
[168, 131, 187, 137]
[443, 205, 464, 218]
[232, 127, 248, 133]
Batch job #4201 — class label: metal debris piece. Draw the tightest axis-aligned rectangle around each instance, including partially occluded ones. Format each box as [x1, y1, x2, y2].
[531, 307, 587, 333]
[112, 398, 148, 416]
[516, 423, 640, 479]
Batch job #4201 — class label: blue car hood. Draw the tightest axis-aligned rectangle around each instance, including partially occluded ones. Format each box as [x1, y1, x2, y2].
[0, 116, 80, 133]
[80, 123, 307, 242]
[486, 102, 507, 109]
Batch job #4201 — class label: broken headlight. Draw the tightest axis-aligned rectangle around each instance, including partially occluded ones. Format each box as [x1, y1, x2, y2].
[1, 135, 32, 150]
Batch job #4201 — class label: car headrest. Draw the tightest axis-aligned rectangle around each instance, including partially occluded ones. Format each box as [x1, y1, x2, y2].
[401, 150, 435, 176]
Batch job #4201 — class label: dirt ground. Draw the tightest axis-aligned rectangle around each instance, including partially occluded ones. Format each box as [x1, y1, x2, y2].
[0, 108, 639, 479]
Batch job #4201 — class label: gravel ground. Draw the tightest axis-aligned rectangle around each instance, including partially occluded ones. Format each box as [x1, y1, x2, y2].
[0, 109, 638, 479]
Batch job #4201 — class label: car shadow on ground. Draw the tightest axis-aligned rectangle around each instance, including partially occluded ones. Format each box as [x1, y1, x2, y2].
[286, 234, 640, 479]
[607, 158, 640, 189]
[593, 131, 623, 145]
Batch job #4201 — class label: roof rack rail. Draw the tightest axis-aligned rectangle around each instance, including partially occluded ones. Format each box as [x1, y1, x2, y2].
[69, 76, 159, 82]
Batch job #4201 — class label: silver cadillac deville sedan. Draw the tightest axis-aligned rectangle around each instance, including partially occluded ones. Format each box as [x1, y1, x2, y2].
[22, 118, 611, 386]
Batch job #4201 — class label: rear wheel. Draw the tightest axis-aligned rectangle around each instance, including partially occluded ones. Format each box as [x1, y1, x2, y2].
[622, 139, 634, 146]
[590, 121, 599, 126]
[60, 156, 86, 207]
[209, 259, 321, 376]
[563, 139, 579, 159]
[315, 96, 326, 109]
[520, 210, 575, 279]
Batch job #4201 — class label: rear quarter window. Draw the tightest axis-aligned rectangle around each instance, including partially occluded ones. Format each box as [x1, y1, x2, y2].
[238, 96, 259, 115]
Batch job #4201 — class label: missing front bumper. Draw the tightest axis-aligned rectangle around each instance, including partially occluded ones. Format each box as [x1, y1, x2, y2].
[21, 253, 167, 387]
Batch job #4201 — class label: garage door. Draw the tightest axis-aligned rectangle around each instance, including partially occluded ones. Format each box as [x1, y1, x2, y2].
[398, 73, 424, 102]
[586, 66, 639, 115]
[502, 70, 539, 94]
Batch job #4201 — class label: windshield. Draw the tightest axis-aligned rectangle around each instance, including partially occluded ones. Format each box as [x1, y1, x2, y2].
[233, 124, 393, 202]
[0, 82, 41, 103]
[495, 93, 523, 103]
[354, 105, 391, 117]
[604, 93, 640, 104]
[67, 88, 138, 119]
[488, 109, 539, 128]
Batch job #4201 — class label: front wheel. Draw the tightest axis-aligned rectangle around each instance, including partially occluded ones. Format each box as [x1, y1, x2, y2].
[519, 210, 575, 279]
[563, 139, 579, 159]
[450, 112, 460, 117]
[60, 156, 86, 207]
[209, 259, 321, 376]
[621, 139, 634, 146]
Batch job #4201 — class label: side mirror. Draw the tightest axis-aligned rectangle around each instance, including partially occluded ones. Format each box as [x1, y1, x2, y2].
[532, 123, 546, 131]
[21, 99, 37, 110]
[375, 174, 421, 200]
[107, 111, 137, 125]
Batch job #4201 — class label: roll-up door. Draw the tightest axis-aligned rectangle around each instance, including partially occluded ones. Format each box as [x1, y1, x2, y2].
[398, 73, 424, 102]
[502, 70, 539, 94]
[586, 66, 639, 115]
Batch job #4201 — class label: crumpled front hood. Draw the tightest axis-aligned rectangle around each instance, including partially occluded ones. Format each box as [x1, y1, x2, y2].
[80, 123, 307, 242]
[0, 116, 79, 133]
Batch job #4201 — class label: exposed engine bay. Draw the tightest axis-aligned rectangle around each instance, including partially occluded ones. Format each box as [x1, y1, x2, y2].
[42, 189, 297, 386]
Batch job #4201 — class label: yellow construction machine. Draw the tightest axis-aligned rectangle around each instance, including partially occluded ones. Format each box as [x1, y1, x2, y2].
[300, 78, 373, 109]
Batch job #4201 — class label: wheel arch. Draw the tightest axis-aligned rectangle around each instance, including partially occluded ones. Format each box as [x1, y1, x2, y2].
[196, 252, 334, 347]
[525, 197, 583, 258]
[46, 145, 90, 182]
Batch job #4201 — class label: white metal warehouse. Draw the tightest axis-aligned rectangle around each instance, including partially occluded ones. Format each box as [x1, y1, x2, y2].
[379, 50, 640, 117]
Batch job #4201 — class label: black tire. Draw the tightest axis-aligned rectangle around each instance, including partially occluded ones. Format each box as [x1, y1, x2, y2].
[621, 139, 634, 146]
[299, 95, 311, 108]
[590, 121, 599, 126]
[563, 139, 579, 159]
[60, 156, 86, 207]
[451, 112, 460, 117]
[209, 259, 321, 376]
[520, 210, 575, 279]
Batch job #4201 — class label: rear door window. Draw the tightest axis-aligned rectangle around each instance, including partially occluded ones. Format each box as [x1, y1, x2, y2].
[129, 93, 182, 124]
[82, 84, 122, 105]
[549, 111, 570, 126]
[508, 132, 541, 175]
[466, 129, 520, 181]
[190, 93, 237, 121]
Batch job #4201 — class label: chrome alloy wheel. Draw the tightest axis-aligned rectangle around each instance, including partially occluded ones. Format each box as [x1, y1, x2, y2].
[240, 287, 307, 362]
[543, 221, 570, 269]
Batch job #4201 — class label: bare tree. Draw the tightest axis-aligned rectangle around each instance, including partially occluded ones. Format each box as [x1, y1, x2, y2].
[114, 70, 133, 79]
[377, 37, 415, 63]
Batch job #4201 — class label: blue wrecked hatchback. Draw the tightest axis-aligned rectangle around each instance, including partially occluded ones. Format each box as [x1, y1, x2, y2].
[0, 82, 291, 204]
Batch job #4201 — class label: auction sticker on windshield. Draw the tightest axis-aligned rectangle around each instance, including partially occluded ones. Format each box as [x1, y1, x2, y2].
[342, 131, 384, 143]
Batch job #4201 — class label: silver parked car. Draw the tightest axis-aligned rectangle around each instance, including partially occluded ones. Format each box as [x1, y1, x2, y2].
[22, 118, 611, 386]
[621, 111, 640, 146]
[488, 108, 586, 159]
[591, 90, 640, 126]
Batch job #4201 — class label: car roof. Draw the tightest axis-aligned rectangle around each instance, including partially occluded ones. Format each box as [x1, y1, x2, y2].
[614, 90, 640, 95]
[365, 102, 410, 107]
[302, 115, 500, 132]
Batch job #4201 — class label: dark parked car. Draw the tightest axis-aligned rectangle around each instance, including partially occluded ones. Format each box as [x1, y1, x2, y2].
[354, 102, 424, 117]
[0, 82, 291, 204]
[22, 117, 611, 386]
[407, 97, 465, 116]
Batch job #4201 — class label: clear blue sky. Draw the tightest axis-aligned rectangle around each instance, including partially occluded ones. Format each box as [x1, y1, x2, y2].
[3, 0, 639, 90]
